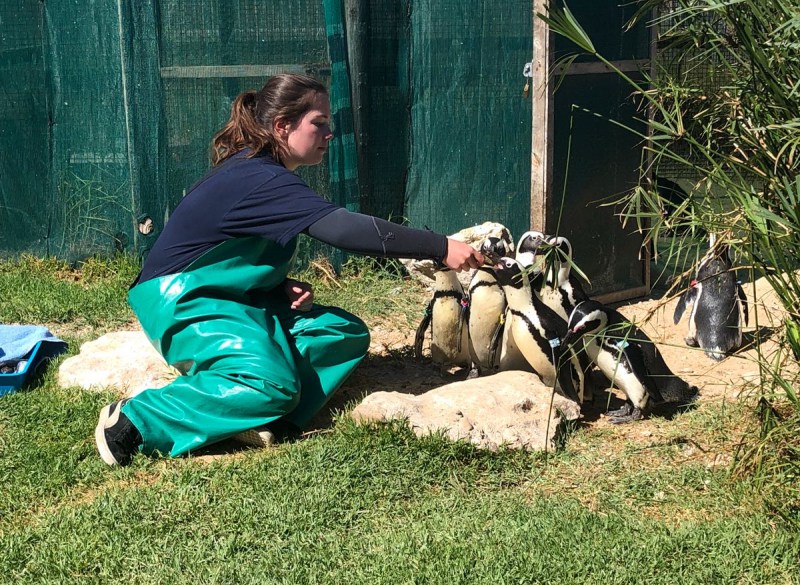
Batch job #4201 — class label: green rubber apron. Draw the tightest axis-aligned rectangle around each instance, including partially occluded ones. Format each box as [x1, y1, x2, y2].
[124, 236, 370, 458]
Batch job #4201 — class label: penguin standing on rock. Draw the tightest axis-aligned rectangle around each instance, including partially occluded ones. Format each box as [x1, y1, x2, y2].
[466, 233, 515, 379]
[492, 256, 583, 403]
[415, 266, 471, 369]
[564, 300, 699, 424]
[673, 236, 748, 361]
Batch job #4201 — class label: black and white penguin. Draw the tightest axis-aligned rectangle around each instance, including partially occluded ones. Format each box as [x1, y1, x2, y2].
[529, 236, 594, 400]
[564, 300, 699, 424]
[492, 256, 583, 403]
[673, 236, 748, 361]
[654, 173, 691, 234]
[415, 266, 471, 369]
[497, 230, 547, 372]
[466, 232, 515, 378]
[534, 235, 590, 322]
[515, 230, 548, 271]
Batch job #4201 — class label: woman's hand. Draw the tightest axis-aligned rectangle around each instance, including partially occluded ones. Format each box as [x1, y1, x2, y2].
[285, 278, 314, 311]
[444, 238, 485, 272]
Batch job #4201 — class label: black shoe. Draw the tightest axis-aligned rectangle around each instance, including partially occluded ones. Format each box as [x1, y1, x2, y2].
[95, 399, 143, 466]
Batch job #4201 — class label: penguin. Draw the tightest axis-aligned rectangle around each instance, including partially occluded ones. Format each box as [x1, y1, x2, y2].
[492, 256, 583, 403]
[530, 235, 594, 400]
[654, 173, 691, 235]
[534, 235, 590, 322]
[673, 235, 748, 361]
[564, 300, 699, 424]
[515, 232, 588, 318]
[497, 230, 547, 373]
[515, 230, 548, 271]
[415, 266, 471, 369]
[466, 232, 515, 378]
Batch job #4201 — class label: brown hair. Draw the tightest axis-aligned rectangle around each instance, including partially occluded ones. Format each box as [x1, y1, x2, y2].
[210, 73, 328, 166]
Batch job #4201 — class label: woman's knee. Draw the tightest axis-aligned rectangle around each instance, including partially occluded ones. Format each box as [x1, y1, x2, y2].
[328, 307, 371, 355]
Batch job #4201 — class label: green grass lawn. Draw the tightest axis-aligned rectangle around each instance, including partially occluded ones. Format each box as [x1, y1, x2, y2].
[1, 254, 798, 584]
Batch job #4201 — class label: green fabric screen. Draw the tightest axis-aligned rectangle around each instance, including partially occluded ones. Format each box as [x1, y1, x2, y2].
[404, 0, 533, 239]
[1, 0, 534, 264]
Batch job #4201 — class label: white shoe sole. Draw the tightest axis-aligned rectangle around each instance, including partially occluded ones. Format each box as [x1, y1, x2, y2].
[95, 403, 121, 466]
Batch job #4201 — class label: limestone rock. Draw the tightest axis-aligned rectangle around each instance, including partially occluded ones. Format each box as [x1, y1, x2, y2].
[58, 330, 178, 397]
[401, 221, 512, 289]
[349, 370, 581, 451]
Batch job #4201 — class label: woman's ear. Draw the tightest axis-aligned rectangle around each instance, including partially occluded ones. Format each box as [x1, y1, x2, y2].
[273, 117, 291, 138]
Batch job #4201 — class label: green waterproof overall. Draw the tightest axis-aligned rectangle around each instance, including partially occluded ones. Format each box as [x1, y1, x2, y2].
[123, 236, 370, 458]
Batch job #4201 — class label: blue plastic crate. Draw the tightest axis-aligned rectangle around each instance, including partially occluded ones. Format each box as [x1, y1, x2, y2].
[0, 341, 67, 397]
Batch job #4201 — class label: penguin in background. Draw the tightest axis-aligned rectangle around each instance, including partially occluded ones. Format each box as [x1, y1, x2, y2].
[415, 266, 471, 370]
[515, 232, 589, 318]
[531, 235, 595, 400]
[564, 300, 699, 424]
[673, 235, 749, 361]
[466, 231, 515, 379]
[534, 235, 590, 322]
[654, 173, 691, 234]
[505, 232, 594, 393]
[492, 256, 583, 403]
[515, 230, 548, 272]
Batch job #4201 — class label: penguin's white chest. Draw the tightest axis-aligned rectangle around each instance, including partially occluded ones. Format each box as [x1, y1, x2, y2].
[508, 310, 556, 384]
[431, 299, 469, 365]
[470, 285, 506, 324]
[468, 286, 506, 367]
[588, 340, 648, 407]
[538, 286, 568, 322]
[688, 283, 701, 339]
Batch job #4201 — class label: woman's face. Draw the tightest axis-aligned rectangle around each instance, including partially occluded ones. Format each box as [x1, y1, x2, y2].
[280, 92, 333, 171]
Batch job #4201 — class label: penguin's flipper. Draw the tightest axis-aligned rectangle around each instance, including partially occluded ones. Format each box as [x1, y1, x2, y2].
[673, 286, 697, 325]
[414, 301, 433, 359]
[620, 340, 665, 404]
[737, 282, 749, 326]
[457, 295, 470, 353]
[554, 346, 582, 403]
[487, 313, 506, 368]
[569, 273, 590, 303]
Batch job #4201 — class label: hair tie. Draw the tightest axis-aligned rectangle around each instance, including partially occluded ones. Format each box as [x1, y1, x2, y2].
[241, 91, 257, 111]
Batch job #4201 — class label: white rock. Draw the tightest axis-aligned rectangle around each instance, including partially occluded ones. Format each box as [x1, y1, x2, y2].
[58, 330, 178, 397]
[401, 221, 512, 289]
[349, 370, 581, 451]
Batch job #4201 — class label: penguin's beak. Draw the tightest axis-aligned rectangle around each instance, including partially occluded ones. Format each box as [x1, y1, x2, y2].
[562, 329, 580, 348]
[482, 250, 501, 266]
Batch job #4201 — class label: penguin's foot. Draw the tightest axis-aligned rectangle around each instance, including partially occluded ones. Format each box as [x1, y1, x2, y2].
[605, 403, 633, 418]
[684, 336, 699, 347]
[607, 406, 645, 425]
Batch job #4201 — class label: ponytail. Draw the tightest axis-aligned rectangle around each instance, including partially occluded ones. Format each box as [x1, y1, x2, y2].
[211, 91, 277, 165]
[210, 73, 328, 166]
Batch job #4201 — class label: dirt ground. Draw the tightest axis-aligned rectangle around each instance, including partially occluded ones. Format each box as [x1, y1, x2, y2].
[311, 274, 794, 432]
